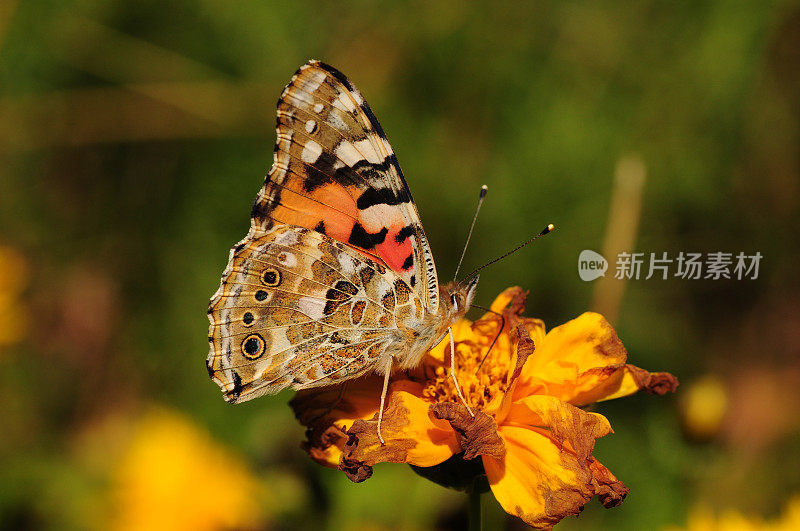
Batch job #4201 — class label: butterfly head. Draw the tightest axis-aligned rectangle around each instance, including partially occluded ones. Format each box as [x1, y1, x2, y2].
[442, 275, 479, 321]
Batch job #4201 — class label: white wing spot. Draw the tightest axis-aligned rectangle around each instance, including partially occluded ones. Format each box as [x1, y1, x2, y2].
[336, 252, 359, 276]
[302, 70, 326, 93]
[314, 103, 324, 113]
[380, 137, 395, 156]
[338, 93, 357, 113]
[335, 140, 365, 167]
[298, 296, 326, 319]
[305, 120, 317, 134]
[301, 140, 323, 163]
[326, 110, 347, 130]
[275, 230, 299, 246]
[277, 251, 297, 268]
[354, 138, 382, 164]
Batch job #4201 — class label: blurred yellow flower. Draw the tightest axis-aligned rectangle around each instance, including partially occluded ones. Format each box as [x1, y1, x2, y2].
[292, 287, 678, 528]
[0, 245, 30, 348]
[665, 496, 800, 531]
[680, 375, 729, 440]
[110, 408, 268, 531]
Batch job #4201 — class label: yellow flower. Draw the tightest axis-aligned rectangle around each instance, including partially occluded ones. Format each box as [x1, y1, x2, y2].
[679, 375, 728, 441]
[291, 287, 678, 528]
[110, 408, 268, 531]
[664, 495, 800, 531]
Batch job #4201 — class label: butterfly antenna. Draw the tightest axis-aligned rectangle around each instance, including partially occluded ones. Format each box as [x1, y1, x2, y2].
[459, 223, 555, 283]
[471, 304, 505, 372]
[453, 185, 488, 281]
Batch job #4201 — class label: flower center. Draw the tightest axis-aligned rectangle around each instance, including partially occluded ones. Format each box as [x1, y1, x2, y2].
[421, 327, 513, 411]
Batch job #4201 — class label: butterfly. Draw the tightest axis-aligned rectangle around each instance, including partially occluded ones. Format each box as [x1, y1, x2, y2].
[207, 60, 478, 441]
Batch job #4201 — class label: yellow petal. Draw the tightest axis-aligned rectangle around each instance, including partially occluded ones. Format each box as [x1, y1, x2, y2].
[292, 375, 383, 431]
[483, 425, 594, 529]
[425, 317, 475, 363]
[487, 287, 546, 359]
[483, 421, 628, 529]
[506, 395, 613, 461]
[521, 312, 626, 381]
[597, 365, 679, 402]
[339, 379, 460, 480]
[291, 374, 389, 468]
[489, 286, 521, 314]
[515, 312, 676, 405]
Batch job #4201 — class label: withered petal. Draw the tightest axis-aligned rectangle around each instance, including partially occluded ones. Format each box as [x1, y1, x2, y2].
[339, 435, 374, 482]
[301, 423, 349, 468]
[588, 457, 629, 508]
[625, 366, 680, 395]
[508, 395, 613, 462]
[515, 312, 678, 406]
[337, 380, 459, 482]
[483, 426, 595, 529]
[430, 402, 505, 461]
[484, 423, 629, 529]
[494, 286, 529, 319]
[494, 325, 537, 425]
[593, 365, 680, 404]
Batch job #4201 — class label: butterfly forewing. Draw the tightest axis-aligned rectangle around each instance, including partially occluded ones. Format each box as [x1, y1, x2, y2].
[250, 60, 440, 313]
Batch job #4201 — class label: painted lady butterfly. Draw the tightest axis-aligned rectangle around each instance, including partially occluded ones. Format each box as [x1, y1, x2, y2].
[207, 60, 478, 440]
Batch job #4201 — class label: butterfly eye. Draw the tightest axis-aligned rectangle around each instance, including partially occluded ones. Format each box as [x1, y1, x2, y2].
[451, 293, 459, 310]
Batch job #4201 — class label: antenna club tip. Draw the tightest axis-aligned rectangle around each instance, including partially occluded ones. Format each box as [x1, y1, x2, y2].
[479, 185, 488, 198]
[541, 223, 555, 235]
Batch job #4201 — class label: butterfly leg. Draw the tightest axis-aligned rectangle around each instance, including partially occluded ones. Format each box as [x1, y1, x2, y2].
[449, 327, 474, 417]
[376, 357, 393, 445]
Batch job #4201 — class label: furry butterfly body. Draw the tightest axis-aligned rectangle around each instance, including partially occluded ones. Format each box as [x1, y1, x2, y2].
[207, 61, 477, 410]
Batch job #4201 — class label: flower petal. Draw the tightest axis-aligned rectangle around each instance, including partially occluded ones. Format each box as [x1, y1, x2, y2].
[430, 402, 505, 460]
[483, 423, 628, 529]
[516, 312, 678, 405]
[338, 379, 460, 481]
[290, 375, 385, 468]
[587, 456, 630, 508]
[507, 394, 613, 461]
[494, 325, 537, 425]
[482, 426, 594, 529]
[598, 364, 680, 402]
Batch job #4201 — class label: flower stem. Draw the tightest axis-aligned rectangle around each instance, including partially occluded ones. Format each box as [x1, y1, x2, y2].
[468, 484, 483, 531]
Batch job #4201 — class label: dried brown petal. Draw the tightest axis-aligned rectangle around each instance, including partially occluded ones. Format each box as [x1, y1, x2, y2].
[626, 365, 680, 395]
[336, 380, 460, 482]
[430, 402, 505, 461]
[588, 457, 630, 508]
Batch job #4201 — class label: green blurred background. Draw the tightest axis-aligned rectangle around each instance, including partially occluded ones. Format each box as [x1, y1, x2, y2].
[2, 1, 799, 529]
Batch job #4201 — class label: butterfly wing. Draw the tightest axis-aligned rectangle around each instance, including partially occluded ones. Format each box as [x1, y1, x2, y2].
[207, 224, 424, 402]
[250, 60, 440, 313]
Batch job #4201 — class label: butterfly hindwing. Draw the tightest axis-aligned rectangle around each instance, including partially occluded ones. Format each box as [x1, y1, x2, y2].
[251, 60, 440, 314]
[207, 224, 424, 402]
